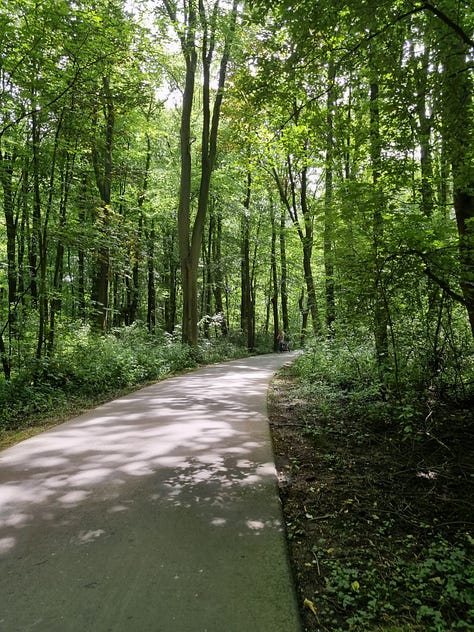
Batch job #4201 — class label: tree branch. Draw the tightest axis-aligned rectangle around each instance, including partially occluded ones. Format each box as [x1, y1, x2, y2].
[420, 1, 474, 49]
[273, 1, 473, 133]
[390, 248, 468, 306]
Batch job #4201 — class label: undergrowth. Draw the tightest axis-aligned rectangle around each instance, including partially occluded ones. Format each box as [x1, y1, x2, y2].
[269, 336, 473, 632]
[0, 322, 249, 435]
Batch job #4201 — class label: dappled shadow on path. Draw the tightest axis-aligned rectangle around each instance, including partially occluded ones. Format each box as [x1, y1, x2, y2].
[0, 355, 295, 556]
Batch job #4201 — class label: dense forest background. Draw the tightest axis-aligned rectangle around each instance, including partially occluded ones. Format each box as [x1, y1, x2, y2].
[1, 0, 473, 394]
[0, 1, 473, 629]
[1, 0, 473, 388]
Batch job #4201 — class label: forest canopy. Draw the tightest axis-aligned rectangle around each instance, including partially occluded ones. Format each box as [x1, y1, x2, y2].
[0, 0, 473, 397]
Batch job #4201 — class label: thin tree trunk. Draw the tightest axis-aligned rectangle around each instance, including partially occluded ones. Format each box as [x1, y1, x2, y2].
[273, 158, 319, 338]
[271, 208, 279, 351]
[128, 134, 152, 326]
[324, 59, 336, 332]
[279, 207, 289, 336]
[370, 80, 389, 371]
[147, 220, 157, 332]
[175, 2, 198, 345]
[417, 47, 435, 217]
[76, 173, 87, 320]
[165, 0, 238, 347]
[0, 149, 15, 378]
[90, 76, 114, 333]
[19, 165, 29, 302]
[1, 151, 17, 316]
[299, 288, 309, 348]
[163, 230, 177, 334]
[212, 206, 227, 336]
[31, 105, 47, 361]
[48, 137, 75, 354]
[299, 157, 319, 335]
[202, 217, 213, 338]
[241, 172, 254, 349]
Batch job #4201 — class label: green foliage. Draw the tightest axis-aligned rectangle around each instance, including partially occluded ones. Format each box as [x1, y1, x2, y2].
[279, 342, 473, 631]
[295, 334, 380, 391]
[293, 326, 473, 440]
[0, 323, 247, 431]
[0, 380, 68, 428]
[318, 535, 474, 631]
[292, 336, 388, 428]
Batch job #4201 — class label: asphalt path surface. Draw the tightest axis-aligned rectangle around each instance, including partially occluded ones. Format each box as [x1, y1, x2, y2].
[0, 353, 301, 632]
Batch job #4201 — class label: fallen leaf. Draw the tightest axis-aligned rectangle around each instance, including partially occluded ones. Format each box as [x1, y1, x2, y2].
[303, 597, 317, 616]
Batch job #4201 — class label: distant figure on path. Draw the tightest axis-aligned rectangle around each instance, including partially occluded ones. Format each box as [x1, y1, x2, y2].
[277, 331, 290, 352]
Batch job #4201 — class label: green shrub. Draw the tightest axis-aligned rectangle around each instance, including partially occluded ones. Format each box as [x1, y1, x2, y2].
[0, 323, 247, 431]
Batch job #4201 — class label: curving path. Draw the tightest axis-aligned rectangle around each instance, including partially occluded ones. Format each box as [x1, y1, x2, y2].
[0, 353, 301, 632]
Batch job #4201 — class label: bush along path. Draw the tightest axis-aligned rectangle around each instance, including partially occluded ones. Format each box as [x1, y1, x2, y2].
[268, 360, 474, 632]
[0, 329, 252, 449]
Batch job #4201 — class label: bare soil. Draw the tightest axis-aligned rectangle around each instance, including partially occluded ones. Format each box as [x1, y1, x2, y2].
[268, 366, 474, 632]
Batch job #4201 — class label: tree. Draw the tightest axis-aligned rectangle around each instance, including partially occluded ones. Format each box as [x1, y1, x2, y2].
[161, 0, 239, 347]
[441, 14, 474, 337]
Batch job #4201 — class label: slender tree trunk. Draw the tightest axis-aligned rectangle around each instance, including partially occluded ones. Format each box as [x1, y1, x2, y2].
[147, 220, 156, 332]
[370, 80, 389, 371]
[29, 114, 40, 308]
[19, 165, 29, 301]
[344, 80, 352, 180]
[44, 107, 70, 354]
[249, 213, 261, 350]
[162, 230, 177, 334]
[299, 288, 309, 348]
[31, 105, 48, 361]
[78, 235, 86, 320]
[0, 149, 15, 378]
[128, 134, 152, 326]
[126, 213, 141, 325]
[202, 218, 213, 338]
[439, 135, 449, 219]
[241, 172, 254, 349]
[417, 47, 435, 217]
[48, 139, 74, 354]
[324, 59, 336, 332]
[90, 76, 114, 333]
[279, 207, 289, 336]
[414, 45, 444, 364]
[273, 154, 320, 338]
[300, 158, 319, 336]
[0, 330, 9, 380]
[175, 6, 198, 344]
[271, 208, 279, 351]
[1, 151, 17, 314]
[165, 0, 238, 347]
[212, 206, 227, 336]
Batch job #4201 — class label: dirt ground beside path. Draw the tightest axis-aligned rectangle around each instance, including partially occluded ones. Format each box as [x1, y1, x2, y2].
[268, 366, 474, 632]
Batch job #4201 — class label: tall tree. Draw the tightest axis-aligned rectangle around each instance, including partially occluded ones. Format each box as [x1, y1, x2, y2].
[162, 0, 239, 346]
[240, 171, 255, 349]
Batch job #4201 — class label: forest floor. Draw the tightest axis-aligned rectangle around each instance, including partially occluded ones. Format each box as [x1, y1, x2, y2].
[268, 365, 474, 632]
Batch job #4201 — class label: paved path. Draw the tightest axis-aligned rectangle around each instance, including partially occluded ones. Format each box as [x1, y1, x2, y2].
[0, 354, 301, 632]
